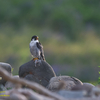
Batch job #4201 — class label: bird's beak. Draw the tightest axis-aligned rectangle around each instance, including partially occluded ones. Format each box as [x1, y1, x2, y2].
[37, 37, 39, 40]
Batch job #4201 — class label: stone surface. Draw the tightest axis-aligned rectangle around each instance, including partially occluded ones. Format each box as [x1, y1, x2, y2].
[0, 62, 12, 85]
[57, 90, 87, 99]
[47, 76, 83, 91]
[83, 83, 95, 88]
[0, 88, 54, 100]
[5, 75, 19, 89]
[0, 84, 7, 91]
[91, 86, 100, 97]
[71, 82, 95, 96]
[19, 60, 56, 87]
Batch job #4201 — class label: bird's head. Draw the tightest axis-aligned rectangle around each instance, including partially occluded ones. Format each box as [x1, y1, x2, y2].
[31, 35, 39, 41]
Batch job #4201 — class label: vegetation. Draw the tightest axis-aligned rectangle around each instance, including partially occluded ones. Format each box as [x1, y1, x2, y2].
[0, 0, 99, 82]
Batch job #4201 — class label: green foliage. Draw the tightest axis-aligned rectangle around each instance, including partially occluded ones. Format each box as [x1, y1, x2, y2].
[98, 66, 100, 84]
[0, 0, 100, 39]
[11, 68, 14, 72]
[7, 88, 12, 90]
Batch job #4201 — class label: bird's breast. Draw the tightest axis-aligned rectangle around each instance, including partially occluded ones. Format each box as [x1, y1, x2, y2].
[29, 41, 36, 47]
[29, 42, 40, 58]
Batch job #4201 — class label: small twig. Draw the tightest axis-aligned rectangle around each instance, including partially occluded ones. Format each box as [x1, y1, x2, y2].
[0, 67, 66, 100]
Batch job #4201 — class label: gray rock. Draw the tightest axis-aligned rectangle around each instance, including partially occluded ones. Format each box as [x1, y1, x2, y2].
[57, 90, 87, 99]
[0, 62, 12, 85]
[19, 60, 56, 87]
[5, 75, 19, 90]
[1, 88, 54, 100]
[0, 62, 12, 73]
[9, 93, 28, 100]
[0, 84, 7, 91]
[90, 86, 100, 97]
[71, 83, 95, 94]
[83, 83, 95, 88]
[47, 76, 83, 91]
[24, 74, 41, 83]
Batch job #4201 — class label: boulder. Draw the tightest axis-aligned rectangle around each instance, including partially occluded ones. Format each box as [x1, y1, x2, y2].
[0, 62, 12, 85]
[71, 83, 95, 94]
[0, 84, 7, 91]
[19, 60, 56, 87]
[1, 88, 54, 100]
[90, 86, 100, 97]
[5, 75, 19, 89]
[57, 90, 87, 99]
[47, 76, 83, 91]
[83, 83, 95, 88]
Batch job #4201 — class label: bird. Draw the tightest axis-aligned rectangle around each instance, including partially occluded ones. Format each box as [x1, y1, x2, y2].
[29, 35, 45, 66]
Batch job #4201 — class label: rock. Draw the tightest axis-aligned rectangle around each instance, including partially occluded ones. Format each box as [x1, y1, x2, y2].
[91, 86, 100, 97]
[47, 76, 83, 92]
[17, 88, 54, 100]
[57, 90, 87, 99]
[5, 75, 19, 90]
[19, 60, 56, 87]
[0, 62, 12, 73]
[24, 74, 41, 84]
[0, 84, 7, 91]
[0, 62, 12, 85]
[1, 88, 54, 100]
[83, 83, 95, 93]
[9, 93, 28, 100]
[71, 82, 95, 95]
[83, 83, 95, 88]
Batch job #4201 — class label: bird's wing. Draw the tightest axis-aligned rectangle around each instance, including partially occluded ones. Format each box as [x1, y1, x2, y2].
[36, 42, 45, 61]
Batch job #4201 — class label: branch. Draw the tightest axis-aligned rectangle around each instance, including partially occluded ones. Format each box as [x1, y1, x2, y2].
[0, 67, 66, 100]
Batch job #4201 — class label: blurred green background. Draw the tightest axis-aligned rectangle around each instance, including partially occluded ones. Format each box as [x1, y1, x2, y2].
[0, 0, 100, 84]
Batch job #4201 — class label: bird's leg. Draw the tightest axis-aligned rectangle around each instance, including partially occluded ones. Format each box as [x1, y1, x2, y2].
[35, 59, 41, 67]
[33, 58, 41, 67]
[33, 58, 38, 61]
[33, 58, 38, 67]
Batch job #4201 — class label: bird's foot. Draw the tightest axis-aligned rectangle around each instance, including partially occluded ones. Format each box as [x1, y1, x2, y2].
[35, 59, 41, 67]
[33, 58, 41, 67]
[33, 58, 38, 61]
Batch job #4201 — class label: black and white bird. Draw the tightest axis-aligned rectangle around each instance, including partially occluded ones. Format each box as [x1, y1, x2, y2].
[29, 35, 45, 66]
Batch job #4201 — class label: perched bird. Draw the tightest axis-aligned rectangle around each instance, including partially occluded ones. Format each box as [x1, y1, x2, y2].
[29, 35, 45, 66]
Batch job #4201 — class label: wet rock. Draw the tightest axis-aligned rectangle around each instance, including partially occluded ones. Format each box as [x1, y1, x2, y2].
[47, 76, 83, 91]
[0, 62, 12, 85]
[19, 60, 56, 87]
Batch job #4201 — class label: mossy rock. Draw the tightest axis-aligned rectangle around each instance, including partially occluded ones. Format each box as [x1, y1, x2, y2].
[19, 60, 56, 87]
